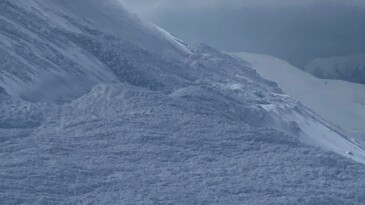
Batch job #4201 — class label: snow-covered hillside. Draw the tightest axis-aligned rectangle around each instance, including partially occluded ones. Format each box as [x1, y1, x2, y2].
[234, 52, 365, 146]
[305, 53, 365, 84]
[1, 1, 365, 204]
[0, 0, 190, 103]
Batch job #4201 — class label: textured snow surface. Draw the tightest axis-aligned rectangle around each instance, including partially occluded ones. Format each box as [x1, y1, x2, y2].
[305, 53, 365, 85]
[1, 1, 365, 204]
[2, 83, 365, 205]
[0, 0, 189, 103]
[234, 52, 365, 146]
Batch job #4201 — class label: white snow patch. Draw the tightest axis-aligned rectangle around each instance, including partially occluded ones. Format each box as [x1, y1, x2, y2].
[260, 104, 365, 164]
[233, 52, 365, 146]
[153, 25, 192, 55]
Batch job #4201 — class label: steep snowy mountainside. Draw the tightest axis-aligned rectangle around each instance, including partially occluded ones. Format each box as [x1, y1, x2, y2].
[3, 82, 365, 204]
[1, 1, 365, 204]
[233, 52, 365, 146]
[0, 0, 189, 103]
[305, 53, 365, 84]
[1, 45, 365, 204]
[13, 0, 190, 57]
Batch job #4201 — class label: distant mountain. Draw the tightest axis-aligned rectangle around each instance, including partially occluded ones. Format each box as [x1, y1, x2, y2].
[1, 1, 365, 204]
[305, 53, 365, 84]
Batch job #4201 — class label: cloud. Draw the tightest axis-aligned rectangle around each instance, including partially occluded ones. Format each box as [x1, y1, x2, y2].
[121, 0, 365, 14]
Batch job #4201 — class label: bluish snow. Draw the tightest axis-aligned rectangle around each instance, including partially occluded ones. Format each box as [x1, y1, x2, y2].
[0, 1, 365, 204]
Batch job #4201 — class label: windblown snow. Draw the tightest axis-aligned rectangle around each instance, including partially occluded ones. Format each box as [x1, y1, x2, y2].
[1, 1, 365, 204]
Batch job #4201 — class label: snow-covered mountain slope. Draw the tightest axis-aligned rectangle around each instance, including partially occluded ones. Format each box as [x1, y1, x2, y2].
[16, 0, 191, 57]
[233, 52, 365, 146]
[1, 1, 365, 204]
[2, 82, 365, 204]
[0, 0, 190, 103]
[305, 53, 365, 84]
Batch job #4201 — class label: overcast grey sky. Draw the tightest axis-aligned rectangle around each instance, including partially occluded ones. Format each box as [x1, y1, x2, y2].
[120, 0, 365, 67]
[121, 0, 365, 12]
